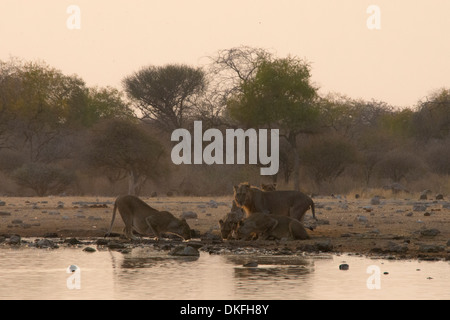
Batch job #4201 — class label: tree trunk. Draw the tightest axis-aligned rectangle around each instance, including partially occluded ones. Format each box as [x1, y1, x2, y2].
[128, 170, 138, 196]
[292, 145, 300, 191]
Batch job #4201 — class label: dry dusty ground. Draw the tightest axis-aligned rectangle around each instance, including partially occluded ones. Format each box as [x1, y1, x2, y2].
[0, 194, 449, 260]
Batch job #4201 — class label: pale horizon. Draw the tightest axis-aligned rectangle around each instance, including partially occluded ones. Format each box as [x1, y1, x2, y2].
[1, 0, 449, 108]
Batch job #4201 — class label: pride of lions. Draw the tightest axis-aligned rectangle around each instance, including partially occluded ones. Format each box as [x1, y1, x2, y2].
[107, 182, 316, 241]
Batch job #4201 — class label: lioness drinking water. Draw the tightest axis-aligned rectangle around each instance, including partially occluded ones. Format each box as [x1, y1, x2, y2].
[106, 195, 192, 240]
[235, 212, 310, 240]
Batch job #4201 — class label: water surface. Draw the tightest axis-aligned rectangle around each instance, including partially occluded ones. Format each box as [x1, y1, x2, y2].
[0, 247, 448, 300]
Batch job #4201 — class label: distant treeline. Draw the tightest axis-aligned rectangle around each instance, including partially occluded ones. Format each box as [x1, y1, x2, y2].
[0, 47, 448, 196]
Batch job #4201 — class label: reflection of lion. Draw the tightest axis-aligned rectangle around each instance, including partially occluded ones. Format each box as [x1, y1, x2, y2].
[106, 195, 191, 240]
[236, 212, 309, 240]
[233, 183, 316, 221]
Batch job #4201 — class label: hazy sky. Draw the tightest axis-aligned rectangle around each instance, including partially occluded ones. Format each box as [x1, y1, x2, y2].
[1, 0, 449, 108]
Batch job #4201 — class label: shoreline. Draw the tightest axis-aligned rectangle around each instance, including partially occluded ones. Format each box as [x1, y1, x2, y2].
[0, 195, 449, 261]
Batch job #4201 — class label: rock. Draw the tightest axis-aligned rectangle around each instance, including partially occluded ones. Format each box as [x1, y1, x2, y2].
[363, 206, 373, 212]
[36, 239, 57, 249]
[419, 245, 445, 253]
[83, 247, 96, 253]
[169, 245, 200, 257]
[370, 197, 381, 205]
[446, 240, 450, 247]
[107, 241, 127, 250]
[314, 240, 333, 252]
[11, 219, 23, 224]
[413, 204, 427, 212]
[208, 200, 218, 208]
[243, 262, 258, 268]
[200, 231, 222, 242]
[0, 211, 11, 216]
[436, 194, 444, 200]
[387, 241, 408, 253]
[406, 212, 413, 217]
[420, 228, 441, 237]
[181, 211, 198, 219]
[0, 201, 5, 206]
[96, 238, 109, 245]
[48, 211, 60, 216]
[151, 192, 158, 197]
[356, 215, 368, 223]
[339, 264, 349, 270]
[8, 234, 21, 245]
[65, 238, 82, 245]
[43, 232, 59, 238]
[419, 193, 428, 200]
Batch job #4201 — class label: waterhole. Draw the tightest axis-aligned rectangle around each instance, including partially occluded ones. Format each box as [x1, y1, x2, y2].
[0, 247, 448, 300]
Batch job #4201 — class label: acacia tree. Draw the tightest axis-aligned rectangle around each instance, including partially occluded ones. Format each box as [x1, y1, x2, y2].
[199, 46, 273, 127]
[227, 55, 320, 190]
[123, 64, 206, 132]
[84, 118, 167, 195]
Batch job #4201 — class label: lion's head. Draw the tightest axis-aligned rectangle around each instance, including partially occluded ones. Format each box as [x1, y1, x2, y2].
[219, 210, 244, 240]
[233, 183, 252, 208]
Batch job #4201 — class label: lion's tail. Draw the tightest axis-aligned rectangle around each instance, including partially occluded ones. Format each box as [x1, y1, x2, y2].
[105, 200, 118, 237]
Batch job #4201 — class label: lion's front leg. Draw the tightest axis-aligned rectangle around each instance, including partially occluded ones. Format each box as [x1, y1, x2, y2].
[144, 216, 160, 240]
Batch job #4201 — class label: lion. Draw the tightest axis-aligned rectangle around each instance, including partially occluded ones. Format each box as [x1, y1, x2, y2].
[218, 210, 245, 240]
[233, 182, 316, 221]
[220, 183, 277, 239]
[260, 183, 277, 191]
[235, 212, 309, 240]
[106, 195, 191, 240]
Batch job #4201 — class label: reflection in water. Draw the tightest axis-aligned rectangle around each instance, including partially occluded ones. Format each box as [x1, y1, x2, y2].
[0, 247, 448, 300]
[234, 265, 311, 280]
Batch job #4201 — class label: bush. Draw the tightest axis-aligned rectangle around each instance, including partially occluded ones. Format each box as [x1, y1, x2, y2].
[300, 137, 357, 187]
[12, 163, 75, 196]
[375, 150, 426, 183]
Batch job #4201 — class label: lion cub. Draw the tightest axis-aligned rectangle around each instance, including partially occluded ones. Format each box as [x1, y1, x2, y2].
[235, 212, 309, 241]
[106, 195, 191, 240]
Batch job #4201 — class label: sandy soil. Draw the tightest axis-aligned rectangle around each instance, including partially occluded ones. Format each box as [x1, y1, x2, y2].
[0, 195, 449, 260]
